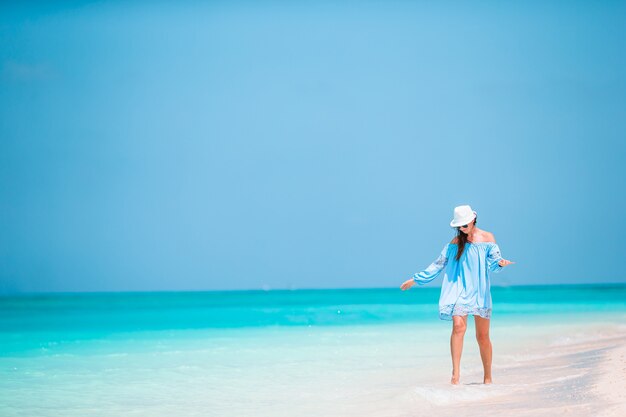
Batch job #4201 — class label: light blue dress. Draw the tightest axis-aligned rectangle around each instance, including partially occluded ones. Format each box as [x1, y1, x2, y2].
[412, 242, 505, 320]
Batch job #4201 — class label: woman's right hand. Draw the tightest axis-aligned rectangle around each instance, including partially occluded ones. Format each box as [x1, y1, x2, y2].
[400, 279, 415, 291]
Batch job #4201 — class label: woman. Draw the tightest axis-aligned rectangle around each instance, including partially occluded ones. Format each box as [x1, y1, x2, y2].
[400, 205, 514, 385]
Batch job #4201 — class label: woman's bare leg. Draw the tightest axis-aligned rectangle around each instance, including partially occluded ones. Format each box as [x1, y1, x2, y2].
[474, 315, 492, 384]
[450, 315, 467, 384]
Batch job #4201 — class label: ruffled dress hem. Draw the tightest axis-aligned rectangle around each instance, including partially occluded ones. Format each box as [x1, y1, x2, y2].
[439, 304, 492, 321]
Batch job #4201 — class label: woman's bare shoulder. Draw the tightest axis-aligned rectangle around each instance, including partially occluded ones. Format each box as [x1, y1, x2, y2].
[481, 231, 497, 243]
[451, 231, 497, 244]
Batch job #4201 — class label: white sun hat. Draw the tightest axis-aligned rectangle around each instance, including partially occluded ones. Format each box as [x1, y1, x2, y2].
[450, 205, 477, 227]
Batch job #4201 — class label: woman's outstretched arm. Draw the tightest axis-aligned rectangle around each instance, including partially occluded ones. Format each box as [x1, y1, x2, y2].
[400, 244, 449, 290]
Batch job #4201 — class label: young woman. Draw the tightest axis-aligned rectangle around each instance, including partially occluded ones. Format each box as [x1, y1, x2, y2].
[400, 205, 515, 385]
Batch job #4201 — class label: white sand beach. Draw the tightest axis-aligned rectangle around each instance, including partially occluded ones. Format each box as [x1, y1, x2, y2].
[403, 324, 626, 417]
[595, 336, 626, 417]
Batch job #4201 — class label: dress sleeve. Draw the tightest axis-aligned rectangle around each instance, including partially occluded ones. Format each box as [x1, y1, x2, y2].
[413, 244, 449, 285]
[487, 243, 504, 273]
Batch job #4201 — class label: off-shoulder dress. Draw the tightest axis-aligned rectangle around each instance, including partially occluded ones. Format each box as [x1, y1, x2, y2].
[412, 242, 505, 320]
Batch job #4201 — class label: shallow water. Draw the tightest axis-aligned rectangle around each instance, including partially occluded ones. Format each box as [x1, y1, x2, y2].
[1, 284, 625, 416]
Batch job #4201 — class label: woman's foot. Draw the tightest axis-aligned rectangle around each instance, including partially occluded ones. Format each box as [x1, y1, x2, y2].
[483, 376, 492, 384]
[451, 374, 460, 385]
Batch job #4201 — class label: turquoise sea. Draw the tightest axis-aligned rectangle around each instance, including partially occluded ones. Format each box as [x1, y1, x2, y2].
[1, 284, 626, 416]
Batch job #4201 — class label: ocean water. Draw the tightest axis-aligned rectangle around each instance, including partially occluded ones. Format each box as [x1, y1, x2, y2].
[1, 284, 625, 417]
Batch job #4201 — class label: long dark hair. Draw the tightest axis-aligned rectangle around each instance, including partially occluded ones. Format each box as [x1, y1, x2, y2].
[455, 216, 477, 261]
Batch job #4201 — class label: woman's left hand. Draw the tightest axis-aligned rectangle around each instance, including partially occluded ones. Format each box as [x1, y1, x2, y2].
[498, 259, 515, 267]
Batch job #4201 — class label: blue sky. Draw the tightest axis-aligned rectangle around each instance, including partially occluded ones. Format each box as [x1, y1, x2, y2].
[1, 1, 625, 293]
